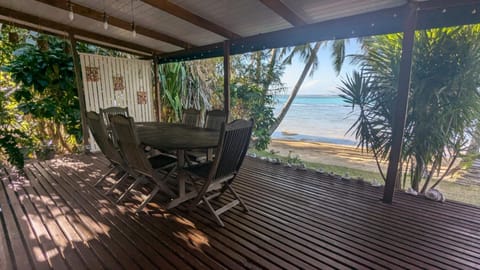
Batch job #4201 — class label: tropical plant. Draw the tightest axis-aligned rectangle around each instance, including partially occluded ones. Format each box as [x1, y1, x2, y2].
[229, 50, 285, 150]
[0, 24, 31, 168]
[4, 35, 81, 154]
[159, 60, 218, 123]
[339, 26, 480, 192]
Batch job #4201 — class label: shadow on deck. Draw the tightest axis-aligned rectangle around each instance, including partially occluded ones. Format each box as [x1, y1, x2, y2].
[0, 154, 479, 269]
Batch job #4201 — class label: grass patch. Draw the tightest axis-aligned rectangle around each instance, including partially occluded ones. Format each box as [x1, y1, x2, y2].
[432, 181, 480, 206]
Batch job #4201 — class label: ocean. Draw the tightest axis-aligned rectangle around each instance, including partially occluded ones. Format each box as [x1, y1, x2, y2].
[272, 95, 359, 146]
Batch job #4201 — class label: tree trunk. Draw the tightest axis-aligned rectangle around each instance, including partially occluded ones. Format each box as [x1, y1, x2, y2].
[412, 157, 423, 191]
[268, 42, 321, 135]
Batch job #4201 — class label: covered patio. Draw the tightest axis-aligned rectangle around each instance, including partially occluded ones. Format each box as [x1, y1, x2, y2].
[1, 0, 480, 269]
[1, 154, 479, 269]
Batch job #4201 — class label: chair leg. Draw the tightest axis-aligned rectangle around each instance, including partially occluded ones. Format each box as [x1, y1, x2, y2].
[203, 196, 224, 227]
[135, 185, 161, 214]
[117, 176, 143, 203]
[94, 165, 118, 187]
[153, 167, 177, 198]
[227, 184, 249, 213]
[105, 173, 129, 195]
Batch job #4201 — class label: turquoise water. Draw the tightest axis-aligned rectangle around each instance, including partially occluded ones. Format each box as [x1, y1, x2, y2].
[272, 95, 358, 145]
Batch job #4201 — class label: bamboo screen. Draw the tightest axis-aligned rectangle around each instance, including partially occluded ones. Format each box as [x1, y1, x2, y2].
[79, 53, 155, 151]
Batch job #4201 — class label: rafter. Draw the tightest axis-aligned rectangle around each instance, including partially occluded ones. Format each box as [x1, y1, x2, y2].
[0, 6, 158, 56]
[259, 0, 305, 26]
[140, 0, 241, 39]
[34, 0, 192, 49]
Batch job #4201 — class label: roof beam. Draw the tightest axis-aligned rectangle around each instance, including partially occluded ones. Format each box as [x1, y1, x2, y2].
[140, 0, 241, 39]
[0, 6, 158, 56]
[34, 0, 191, 49]
[158, 0, 480, 63]
[259, 0, 306, 26]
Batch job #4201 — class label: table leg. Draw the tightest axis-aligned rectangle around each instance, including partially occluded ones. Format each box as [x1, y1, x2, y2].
[207, 148, 214, 161]
[177, 149, 185, 198]
[167, 149, 197, 209]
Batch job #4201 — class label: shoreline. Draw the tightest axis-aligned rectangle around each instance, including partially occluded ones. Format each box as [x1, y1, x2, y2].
[268, 139, 385, 173]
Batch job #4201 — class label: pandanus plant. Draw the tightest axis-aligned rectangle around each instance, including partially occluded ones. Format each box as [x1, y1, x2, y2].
[339, 26, 480, 192]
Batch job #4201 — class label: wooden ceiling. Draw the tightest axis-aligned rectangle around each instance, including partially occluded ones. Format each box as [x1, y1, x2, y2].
[0, 0, 480, 59]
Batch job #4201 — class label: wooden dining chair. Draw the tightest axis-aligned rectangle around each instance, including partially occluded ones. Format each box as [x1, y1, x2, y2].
[184, 119, 254, 227]
[182, 108, 201, 127]
[100, 107, 129, 143]
[86, 111, 129, 188]
[205, 110, 227, 130]
[110, 114, 177, 213]
[186, 110, 227, 162]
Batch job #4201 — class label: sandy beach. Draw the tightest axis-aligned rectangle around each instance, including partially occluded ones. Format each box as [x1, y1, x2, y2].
[268, 139, 385, 172]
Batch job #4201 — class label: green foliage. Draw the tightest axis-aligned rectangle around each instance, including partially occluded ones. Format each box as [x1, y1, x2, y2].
[3, 35, 81, 154]
[159, 60, 217, 123]
[0, 91, 31, 168]
[159, 62, 186, 122]
[0, 24, 31, 168]
[230, 50, 285, 150]
[340, 26, 480, 191]
[230, 81, 276, 150]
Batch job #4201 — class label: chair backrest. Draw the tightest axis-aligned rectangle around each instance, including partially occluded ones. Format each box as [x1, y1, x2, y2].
[110, 115, 154, 177]
[86, 111, 123, 165]
[209, 119, 254, 182]
[182, 108, 201, 127]
[205, 110, 227, 130]
[100, 106, 129, 130]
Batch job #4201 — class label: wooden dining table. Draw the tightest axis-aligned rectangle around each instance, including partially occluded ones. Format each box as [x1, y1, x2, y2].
[135, 122, 220, 208]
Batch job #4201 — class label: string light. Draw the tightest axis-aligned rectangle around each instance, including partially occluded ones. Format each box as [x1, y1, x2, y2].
[130, 0, 136, 38]
[472, 9, 477, 15]
[103, 0, 108, 30]
[132, 22, 137, 38]
[103, 12, 109, 30]
[68, 1, 74, 21]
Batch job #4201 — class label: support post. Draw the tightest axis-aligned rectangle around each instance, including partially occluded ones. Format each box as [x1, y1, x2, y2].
[69, 33, 90, 153]
[383, 3, 417, 203]
[153, 56, 161, 122]
[223, 40, 231, 121]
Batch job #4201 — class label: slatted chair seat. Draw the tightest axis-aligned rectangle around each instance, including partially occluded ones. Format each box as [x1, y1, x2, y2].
[184, 119, 254, 227]
[110, 114, 177, 213]
[86, 111, 129, 188]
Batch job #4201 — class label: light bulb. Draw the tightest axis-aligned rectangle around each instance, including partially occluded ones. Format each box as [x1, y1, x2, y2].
[131, 23, 136, 38]
[68, 9, 74, 21]
[103, 13, 108, 30]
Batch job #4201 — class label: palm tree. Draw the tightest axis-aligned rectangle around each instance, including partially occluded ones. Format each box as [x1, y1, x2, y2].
[268, 40, 346, 134]
[339, 26, 480, 192]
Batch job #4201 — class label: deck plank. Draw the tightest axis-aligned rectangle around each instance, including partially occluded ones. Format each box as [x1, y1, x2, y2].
[0, 154, 479, 269]
[0, 168, 46, 270]
[31, 161, 154, 269]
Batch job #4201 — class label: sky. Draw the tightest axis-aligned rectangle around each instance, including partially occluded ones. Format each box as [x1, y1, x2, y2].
[280, 39, 362, 96]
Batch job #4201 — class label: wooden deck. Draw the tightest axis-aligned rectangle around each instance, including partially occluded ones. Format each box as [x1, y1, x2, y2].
[1, 154, 480, 269]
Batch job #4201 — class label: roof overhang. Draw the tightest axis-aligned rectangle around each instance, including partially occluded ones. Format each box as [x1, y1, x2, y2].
[0, 1, 479, 61]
